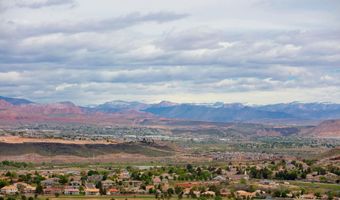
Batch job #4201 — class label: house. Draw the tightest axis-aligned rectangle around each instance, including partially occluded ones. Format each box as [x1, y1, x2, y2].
[213, 175, 227, 182]
[101, 180, 115, 189]
[85, 188, 100, 195]
[43, 187, 63, 195]
[202, 191, 216, 197]
[65, 170, 81, 176]
[119, 170, 130, 180]
[260, 180, 277, 185]
[301, 194, 316, 199]
[160, 183, 170, 192]
[69, 180, 81, 188]
[235, 190, 255, 198]
[64, 187, 80, 195]
[23, 185, 36, 194]
[228, 174, 249, 181]
[122, 180, 143, 189]
[220, 188, 231, 197]
[235, 190, 265, 199]
[87, 174, 103, 183]
[152, 176, 162, 185]
[41, 178, 60, 187]
[85, 184, 99, 195]
[175, 182, 200, 189]
[193, 190, 201, 198]
[145, 185, 155, 192]
[15, 183, 36, 194]
[0, 185, 18, 195]
[107, 188, 119, 195]
[161, 173, 173, 180]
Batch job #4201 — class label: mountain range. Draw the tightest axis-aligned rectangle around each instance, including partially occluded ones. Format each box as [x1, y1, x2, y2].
[1, 96, 340, 137]
[1, 96, 340, 123]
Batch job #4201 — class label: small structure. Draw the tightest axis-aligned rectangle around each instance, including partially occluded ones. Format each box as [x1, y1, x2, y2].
[41, 178, 60, 187]
[0, 185, 18, 195]
[220, 188, 231, 197]
[87, 174, 103, 183]
[107, 188, 120, 195]
[70, 180, 81, 188]
[101, 179, 115, 189]
[85, 184, 99, 196]
[145, 185, 155, 192]
[64, 187, 80, 195]
[152, 176, 162, 185]
[43, 187, 63, 195]
[16, 183, 36, 194]
[202, 191, 216, 197]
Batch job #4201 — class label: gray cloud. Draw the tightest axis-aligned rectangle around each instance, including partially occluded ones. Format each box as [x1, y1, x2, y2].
[0, 11, 188, 38]
[0, 0, 339, 104]
[0, 0, 76, 11]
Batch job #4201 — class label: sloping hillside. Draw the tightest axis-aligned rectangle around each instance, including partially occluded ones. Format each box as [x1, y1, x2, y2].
[0, 141, 174, 157]
[310, 120, 340, 137]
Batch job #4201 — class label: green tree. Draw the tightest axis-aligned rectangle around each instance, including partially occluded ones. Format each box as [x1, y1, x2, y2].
[35, 184, 43, 194]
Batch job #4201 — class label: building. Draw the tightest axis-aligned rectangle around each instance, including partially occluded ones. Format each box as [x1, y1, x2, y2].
[87, 175, 103, 183]
[101, 179, 115, 189]
[123, 180, 143, 189]
[43, 187, 63, 195]
[152, 176, 162, 185]
[220, 188, 231, 197]
[69, 180, 81, 189]
[15, 183, 36, 194]
[41, 178, 60, 187]
[64, 187, 80, 195]
[145, 185, 155, 193]
[0, 185, 18, 195]
[119, 170, 130, 180]
[85, 184, 99, 195]
[107, 188, 119, 195]
[202, 191, 216, 197]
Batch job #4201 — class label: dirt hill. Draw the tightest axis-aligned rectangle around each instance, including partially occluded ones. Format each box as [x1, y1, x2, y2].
[310, 120, 340, 138]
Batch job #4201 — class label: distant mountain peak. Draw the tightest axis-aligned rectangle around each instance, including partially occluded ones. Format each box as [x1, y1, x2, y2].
[57, 101, 77, 106]
[0, 96, 33, 105]
[156, 101, 178, 107]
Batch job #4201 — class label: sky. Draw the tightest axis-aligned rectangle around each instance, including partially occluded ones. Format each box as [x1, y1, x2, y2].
[0, 0, 340, 105]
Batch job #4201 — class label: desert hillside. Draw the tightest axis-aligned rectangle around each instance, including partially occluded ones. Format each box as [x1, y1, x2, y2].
[310, 120, 340, 138]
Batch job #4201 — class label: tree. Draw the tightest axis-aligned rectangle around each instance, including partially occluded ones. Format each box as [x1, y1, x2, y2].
[315, 192, 321, 198]
[186, 164, 193, 172]
[0, 179, 8, 188]
[58, 175, 68, 185]
[175, 186, 183, 195]
[327, 191, 334, 200]
[167, 188, 174, 195]
[35, 184, 43, 194]
[319, 176, 327, 183]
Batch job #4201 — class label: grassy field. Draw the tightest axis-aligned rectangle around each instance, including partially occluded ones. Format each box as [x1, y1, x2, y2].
[46, 195, 222, 200]
[289, 180, 340, 193]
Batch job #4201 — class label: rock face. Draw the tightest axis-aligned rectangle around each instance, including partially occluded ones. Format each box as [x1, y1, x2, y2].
[0, 97, 155, 126]
[311, 120, 340, 138]
[0, 99, 13, 108]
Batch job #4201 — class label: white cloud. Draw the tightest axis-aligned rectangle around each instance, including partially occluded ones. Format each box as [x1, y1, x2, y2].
[0, 0, 339, 104]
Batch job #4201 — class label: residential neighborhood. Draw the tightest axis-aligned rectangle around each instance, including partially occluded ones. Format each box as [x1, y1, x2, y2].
[0, 160, 339, 200]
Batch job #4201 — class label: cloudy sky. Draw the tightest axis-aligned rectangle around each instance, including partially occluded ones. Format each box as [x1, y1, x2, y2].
[0, 0, 340, 105]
